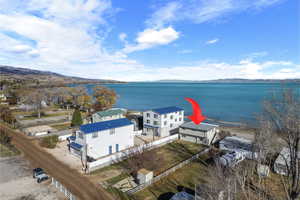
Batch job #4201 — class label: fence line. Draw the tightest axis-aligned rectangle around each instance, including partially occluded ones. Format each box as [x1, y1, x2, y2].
[126, 147, 210, 195]
[51, 177, 77, 200]
[87, 134, 179, 172]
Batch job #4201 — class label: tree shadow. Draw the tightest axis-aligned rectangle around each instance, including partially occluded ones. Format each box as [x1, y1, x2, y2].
[177, 185, 195, 195]
[157, 192, 175, 200]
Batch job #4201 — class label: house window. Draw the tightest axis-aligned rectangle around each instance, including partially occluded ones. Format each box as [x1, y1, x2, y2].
[92, 132, 98, 138]
[110, 128, 115, 135]
[146, 120, 150, 124]
[78, 132, 83, 139]
[146, 113, 150, 117]
[175, 118, 177, 122]
[170, 123, 173, 128]
[116, 144, 119, 152]
[154, 114, 158, 119]
[170, 115, 173, 120]
[164, 121, 167, 126]
[154, 121, 158, 125]
[164, 114, 167, 118]
[179, 117, 182, 121]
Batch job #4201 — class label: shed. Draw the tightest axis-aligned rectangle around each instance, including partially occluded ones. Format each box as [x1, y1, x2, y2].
[137, 168, 153, 184]
[24, 125, 54, 136]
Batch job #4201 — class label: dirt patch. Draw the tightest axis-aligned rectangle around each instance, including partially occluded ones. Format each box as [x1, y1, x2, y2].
[1, 123, 114, 200]
[0, 156, 61, 200]
[43, 141, 82, 172]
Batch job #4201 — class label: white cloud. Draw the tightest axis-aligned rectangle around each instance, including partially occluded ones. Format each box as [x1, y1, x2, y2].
[147, 0, 283, 27]
[123, 27, 179, 53]
[206, 38, 219, 44]
[99, 59, 299, 82]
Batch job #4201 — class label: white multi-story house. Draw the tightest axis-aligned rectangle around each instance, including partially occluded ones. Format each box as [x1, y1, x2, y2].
[70, 118, 134, 159]
[91, 108, 126, 123]
[143, 106, 184, 137]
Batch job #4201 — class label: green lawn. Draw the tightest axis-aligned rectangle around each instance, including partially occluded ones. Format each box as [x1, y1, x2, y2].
[22, 112, 69, 120]
[88, 140, 206, 199]
[50, 123, 71, 130]
[133, 159, 210, 200]
[0, 143, 20, 157]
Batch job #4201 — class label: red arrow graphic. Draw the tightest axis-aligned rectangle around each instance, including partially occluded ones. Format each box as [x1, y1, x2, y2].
[185, 97, 206, 125]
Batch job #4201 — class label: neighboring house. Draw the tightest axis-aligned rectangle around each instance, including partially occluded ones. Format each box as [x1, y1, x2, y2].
[24, 125, 54, 136]
[143, 106, 184, 137]
[179, 122, 219, 145]
[91, 108, 126, 123]
[70, 118, 134, 159]
[219, 136, 258, 160]
[274, 147, 300, 175]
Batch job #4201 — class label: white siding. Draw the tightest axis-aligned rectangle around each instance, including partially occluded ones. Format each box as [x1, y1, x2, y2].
[143, 110, 184, 137]
[76, 124, 134, 159]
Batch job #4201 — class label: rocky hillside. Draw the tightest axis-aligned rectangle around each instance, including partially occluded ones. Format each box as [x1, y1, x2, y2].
[0, 65, 124, 84]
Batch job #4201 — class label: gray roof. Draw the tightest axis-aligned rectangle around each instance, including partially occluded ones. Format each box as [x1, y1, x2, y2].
[180, 122, 218, 132]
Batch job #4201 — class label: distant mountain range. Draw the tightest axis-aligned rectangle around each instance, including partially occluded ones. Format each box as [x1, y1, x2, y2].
[156, 78, 300, 83]
[0, 65, 124, 84]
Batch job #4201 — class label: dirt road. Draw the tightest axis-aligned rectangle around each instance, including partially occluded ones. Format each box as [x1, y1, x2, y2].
[0, 123, 115, 200]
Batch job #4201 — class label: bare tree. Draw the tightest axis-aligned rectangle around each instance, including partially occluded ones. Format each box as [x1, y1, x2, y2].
[259, 89, 300, 200]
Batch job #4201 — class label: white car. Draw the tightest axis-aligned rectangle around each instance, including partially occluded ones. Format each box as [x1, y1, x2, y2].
[36, 173, 49, 183]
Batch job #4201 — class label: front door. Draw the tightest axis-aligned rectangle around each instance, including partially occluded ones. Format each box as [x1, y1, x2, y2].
[109, 145, 112, 154]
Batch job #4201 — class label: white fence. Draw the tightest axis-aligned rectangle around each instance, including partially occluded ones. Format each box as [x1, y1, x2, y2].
[87, 134, 179, 172]
[51, 178, 77, 200]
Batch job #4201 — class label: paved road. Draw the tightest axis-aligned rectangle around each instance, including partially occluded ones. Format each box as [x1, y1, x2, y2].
[0, 123, 115, 200]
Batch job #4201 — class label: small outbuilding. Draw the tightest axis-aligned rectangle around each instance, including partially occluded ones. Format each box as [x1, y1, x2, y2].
[257, 164, 270, 177]
[24, 125, 54, 136]
[179, 122, 219, 145]
[137, 168, 153, 184]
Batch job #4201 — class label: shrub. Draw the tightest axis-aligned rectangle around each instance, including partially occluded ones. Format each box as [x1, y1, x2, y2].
[40, 135, 59, 149]
[71, 109, 83, 127]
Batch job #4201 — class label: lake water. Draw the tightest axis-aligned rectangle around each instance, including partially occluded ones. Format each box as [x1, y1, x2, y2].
[81, 82, 299, 125]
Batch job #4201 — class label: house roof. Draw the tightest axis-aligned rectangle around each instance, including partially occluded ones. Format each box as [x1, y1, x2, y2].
[95, 108, 126, 118]
[170, 192, 194, 200]
[219, 136, 253, 151]
[80, 118, 133, 134]
[180, 121, 218, 132]
[151, 106, 183, 115]
[69, 142, 82, 150]
[275, 147, 300, 166]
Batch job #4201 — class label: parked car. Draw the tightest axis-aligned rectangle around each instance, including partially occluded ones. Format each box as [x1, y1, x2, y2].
[36, 173, 49, 183]
[33, 168, 44, 178]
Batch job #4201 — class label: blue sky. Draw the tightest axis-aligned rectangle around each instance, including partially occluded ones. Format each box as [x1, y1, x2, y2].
[0, 0, 299, 81]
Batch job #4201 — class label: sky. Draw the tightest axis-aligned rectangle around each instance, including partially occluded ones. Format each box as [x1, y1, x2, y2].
[0, 0, 299, 81]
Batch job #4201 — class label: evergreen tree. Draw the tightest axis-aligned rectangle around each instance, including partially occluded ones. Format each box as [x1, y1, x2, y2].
[71, 109, 83, 127]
